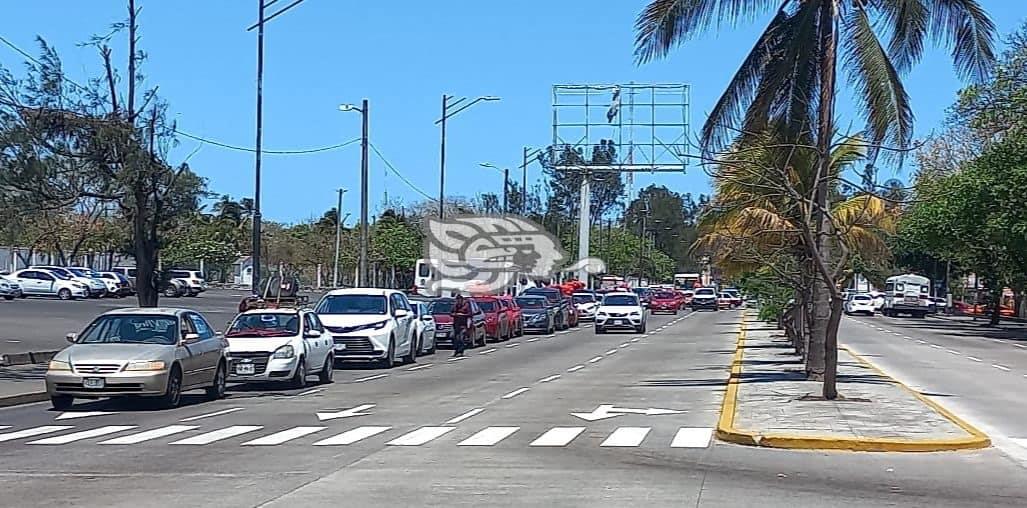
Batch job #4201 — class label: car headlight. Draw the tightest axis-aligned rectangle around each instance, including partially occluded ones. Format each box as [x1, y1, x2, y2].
[48, 360, 71, 371]
[356, 320, 389, 332]
[273, 345, 295, 359]
[597, 311, 607, 317]
[125, 360, 166, 371]
[630, 311, 641, 316]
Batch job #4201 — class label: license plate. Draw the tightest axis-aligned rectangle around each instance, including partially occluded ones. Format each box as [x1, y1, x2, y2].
[334, 343, 347, 351]
[83, 377, 105, 389]
[437, 332, 448, 338]
[236, 363, 255, 375]
[616, 319, 626, 325]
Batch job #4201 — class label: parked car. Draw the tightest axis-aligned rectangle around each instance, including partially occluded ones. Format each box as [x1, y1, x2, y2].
[167, 269, 208, 296]
[315, 288, 419, 368]
[224, 308, 334, 388]
[844, 293, 877, 315]
[45, 308, 229, 409]
[522, 287, 570, 330]
[99, 271, 135, 296]
[717, 293, 734, 310]
[112, 266, 138, 286]
[0, 275, 22, 300]
[595, 292, 647, 334]
[572, 291, 600, 321]
[691, 287, 719, 311]
[496, 295, 524, 337]
[473, 296, 512, 342]
[8, 268, 89, 300]
[427, 297, 487, 348]
[31, 266, 106, 298]
[516, 295, 555, 334]
[409, 301, 438, 356]
[649, 290, 682, 314]
[67, 267, 119, 298]
[929, 297, 949, 314]
[722, 288, 743, 308]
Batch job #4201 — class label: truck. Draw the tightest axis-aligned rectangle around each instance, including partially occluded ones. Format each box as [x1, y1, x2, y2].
[881, 274, 931, 318]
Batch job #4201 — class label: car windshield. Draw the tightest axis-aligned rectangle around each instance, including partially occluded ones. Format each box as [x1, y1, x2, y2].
[227, 313, 299, 338]
[516, 297, 545, 309]
[429, 299, 454, 314]
[77, 315, 178, 345]
[653, 291, 676, 299]
[316, 294, 387, 315]
[68, 268, 89, 277]
[604, 295, 638, 306]
[572, 294, 595, 303]
[476, 300, 497, 312]
[48, 271, 73, 280]
[525, 289, 560, 304]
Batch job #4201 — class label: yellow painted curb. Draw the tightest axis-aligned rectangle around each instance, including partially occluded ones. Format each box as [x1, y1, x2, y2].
[715, 313, 991, 452]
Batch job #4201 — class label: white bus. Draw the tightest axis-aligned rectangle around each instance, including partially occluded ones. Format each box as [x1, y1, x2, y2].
[674, 273, 701, 290]
[881, 274, 931, 318]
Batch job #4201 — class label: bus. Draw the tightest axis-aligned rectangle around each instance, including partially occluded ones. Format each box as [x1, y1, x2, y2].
[674, 273, 701, 290]
[881, 274, 931, 318]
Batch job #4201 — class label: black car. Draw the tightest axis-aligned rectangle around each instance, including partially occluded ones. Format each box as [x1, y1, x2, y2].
[521, 287, 569, 330]
[515, 295, 555, 334]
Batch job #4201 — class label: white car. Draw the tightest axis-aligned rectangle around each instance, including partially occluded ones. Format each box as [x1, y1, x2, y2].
[8, 269, 89, 300]
[571, 292, 600, 321]
[595, 292, 647, 334]
[224, 308, 334, 388]
[409, 301, 438, 356]
[0, 275, 23, 300]
[31, 266, 106, 297]
[315, 288, 418, 368]
[844, 294, 876, 316]
[167, 269, 207, 296]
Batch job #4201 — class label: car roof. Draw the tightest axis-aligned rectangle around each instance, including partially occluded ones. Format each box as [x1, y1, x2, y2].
[516, 294, 546, 300]
[238, 308, 302, 315]
[101, 307, 192, 317]
[324, 288, 397, 297]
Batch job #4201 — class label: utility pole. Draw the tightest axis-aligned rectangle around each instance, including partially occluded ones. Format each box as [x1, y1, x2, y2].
[332, 188, 347, 287]
[637, 202, 649, 285]
[577, 168, 591, 282]
[503, 166, 509, 214]
[251, 0, 265, 295]
[359, 98, 370, 287]
[438, 95, 448, 219]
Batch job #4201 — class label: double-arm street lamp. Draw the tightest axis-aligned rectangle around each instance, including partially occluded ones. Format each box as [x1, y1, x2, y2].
[435, 95, 500, 218]
[479, 162, 510, 214]
[338, 100, 370, 287]
[519, 147, 544, 214]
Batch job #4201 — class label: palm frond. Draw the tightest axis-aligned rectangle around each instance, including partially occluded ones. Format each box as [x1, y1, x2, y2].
[926, 0, 997, 81]
[830, 134, 867, 175]
[634, 0, 781, 64]
[878, 0, 929, 73]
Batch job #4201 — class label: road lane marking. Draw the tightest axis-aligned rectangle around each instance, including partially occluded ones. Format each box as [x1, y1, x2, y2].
[630, 338, 640, 342]
[0, 426, 8, 431]
[386, 426, 454, 446]
[447, 356, 468, 362]
[180, 407, 246, 422]
[567, 365, 585, 372]
[0, 426, 74, 443]
[1015, 344, 1026, 349]
[296, 388, 323, 396]
[55, 411, 117, 420]
[445, 408, 485, 424]
[407, 363, 432, 371]
[502, 388, 530, 399]
[992, 364, 1011, 372]
[947, 349, 961, 355]
[313, 426, 391, 446]
[99, 425, 198, 444]
[930, 344, 942, 349]
[605, 349, 618, 355]
[353, 374, 389, 383]
[241, 426, 325, 445]
[619, 343, 630, 348]
[28, 426, 136, 445]
[588, 356, 603, 363]
[458, 427, 519, 446]
[967, 356, 982, 362]
[600, 427, 650, 447]
[916, 340, 927, 344]
[480, 348, 498, 355]
[505, 343, 520, 348]
[671, 428, 713, 448]
[530, 427, 585, 446]
[526, 338, 539, 342]
[538, 374, 561, 383]
[170, 426, 264, 445]
[546, 334, 556, 338]
[996, 339, 1008, 344]
[558, 330, 570, 335]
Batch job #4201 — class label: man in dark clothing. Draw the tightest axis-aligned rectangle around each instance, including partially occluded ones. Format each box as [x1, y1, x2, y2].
[450, 294, 472, 357]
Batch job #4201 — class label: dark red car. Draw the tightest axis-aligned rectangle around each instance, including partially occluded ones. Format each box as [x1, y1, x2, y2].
[428, 297, 487, 348]
[649, 290, 682, 314]
[563, 295, 580, 328]
[496, 295, 524, 337]
[473, 296, 512, 342]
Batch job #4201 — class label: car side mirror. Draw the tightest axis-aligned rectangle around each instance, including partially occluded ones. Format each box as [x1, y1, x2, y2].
[394, 309, 410, 318]
[66, 332, 77, 344]
[181, 332, 200, 344]
[304, 329, 322, 339]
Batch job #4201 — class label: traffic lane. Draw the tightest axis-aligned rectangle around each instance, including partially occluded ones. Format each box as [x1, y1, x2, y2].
[840, 318, 1027, 464]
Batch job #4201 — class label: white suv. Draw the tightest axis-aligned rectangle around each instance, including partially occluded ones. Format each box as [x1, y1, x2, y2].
[167, 270, 207, 296]
[225, 308, 334, 388]
[595, 292, 647, 334]
[315, 288, 418, 369]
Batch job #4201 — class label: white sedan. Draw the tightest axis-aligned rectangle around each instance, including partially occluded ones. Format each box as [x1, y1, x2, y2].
[844, 294, 877, 316]
[572, 292, 600, 321]
[224, 308, 335, 388]
[315, 288, 418, 369]
[410, 301, 438, 356]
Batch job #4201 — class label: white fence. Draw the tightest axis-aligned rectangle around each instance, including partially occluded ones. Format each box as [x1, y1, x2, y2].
[0, 246, 134, 273]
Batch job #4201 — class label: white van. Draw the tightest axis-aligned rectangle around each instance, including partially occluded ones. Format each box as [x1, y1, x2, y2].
[881, 274, 931, 318]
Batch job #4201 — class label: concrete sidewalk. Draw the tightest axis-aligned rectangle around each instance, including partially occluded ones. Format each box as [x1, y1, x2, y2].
[0, 363, 47, 407]
[718, 316, 988, 451]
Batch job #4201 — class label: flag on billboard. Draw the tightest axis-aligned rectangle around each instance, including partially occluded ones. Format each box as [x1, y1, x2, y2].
[606, 87, 621, 123]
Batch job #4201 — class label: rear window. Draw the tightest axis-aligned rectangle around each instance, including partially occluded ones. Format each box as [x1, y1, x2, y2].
[572, 294, 595, 304]
[476, 300, 497, 312]
[854, 295, 871, 302]
[653, 291, 676, 299]
[417, 263, 430, 278]
[695, 288, 715, 296]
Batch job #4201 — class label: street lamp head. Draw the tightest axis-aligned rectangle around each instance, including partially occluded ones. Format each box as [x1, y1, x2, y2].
[481, 96, 501, 101]
[480, 162, 497, 169]
[338, 103, 360, 112]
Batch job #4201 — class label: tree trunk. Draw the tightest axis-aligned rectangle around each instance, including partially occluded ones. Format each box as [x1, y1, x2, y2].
[989, 284, 1003, 326]
[815, 0, 839, 399]
[808, 271, 828, 381]
[133, 185, 159, 307]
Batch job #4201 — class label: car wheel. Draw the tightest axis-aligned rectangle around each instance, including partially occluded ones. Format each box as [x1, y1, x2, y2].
[547, 321, 554, 334]
[318, 354, 334, 384]
[159, 367, 183, 409]
[206, 361, 227, 400]
[636, 324, 646, 333]
[595, 326, 604, 334]
[380, 337, 396, 368]
[3, 295, 14, 301]
[403, 335, 417, 364]
[427, 336, 436, 355]
[51, 394, 74, 410]
[57, 288, 72, 301]
[290, 357, 308, 389]
[164, 286, 178, 298]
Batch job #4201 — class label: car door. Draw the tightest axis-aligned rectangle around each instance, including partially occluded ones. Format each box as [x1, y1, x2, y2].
[34, 271, 58, 295]
[15, 271, 40, 295]
[186, 313, 221, 387]
[303, 312, 329, 369]
[176, 315, 204, 388]
[391, 293, 414, 355]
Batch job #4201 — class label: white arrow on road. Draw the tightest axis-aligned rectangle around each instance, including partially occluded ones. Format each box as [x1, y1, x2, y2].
[316, 404, 375, 421]
[570, 404, 685, 422]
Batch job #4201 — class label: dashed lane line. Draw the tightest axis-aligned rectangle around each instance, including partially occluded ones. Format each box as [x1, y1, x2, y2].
[567, 365, 585, 372]
[479, 348, 498, 355]
[501, 388, 530, 399]
[353, 374, 389, 383]
[619, 343, 630, 348]
[967, 356, 982, 362]
[296, 388, 323, 396]
[947, 349, 961, 355]
[180, 408, 245, 422]
[588, 356, 603, 364]
[538, 374, 561, 383]
[992, 364, 1011, 372]
[605, 349, 618, 355]
[505, 343, 520, 348]
[526, 338, 539, 342]
[407, 363, 432, 371]
[445, 408, 485, 424]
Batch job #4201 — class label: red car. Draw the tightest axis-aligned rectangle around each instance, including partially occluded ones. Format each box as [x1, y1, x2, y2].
[496, 295, 524, 337]
[473, 296, 512, 342]
[650, 290, 682, 314]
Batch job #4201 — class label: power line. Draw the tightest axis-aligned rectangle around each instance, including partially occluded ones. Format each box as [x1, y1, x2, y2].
[368, 142, 437, 202]
[0, 33, 352, 155]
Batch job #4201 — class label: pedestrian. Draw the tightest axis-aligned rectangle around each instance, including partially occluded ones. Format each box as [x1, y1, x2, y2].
[450, 293, 472, 357]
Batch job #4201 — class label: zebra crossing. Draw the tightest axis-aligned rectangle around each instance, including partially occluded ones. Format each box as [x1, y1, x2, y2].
[0, 423, 714, 449]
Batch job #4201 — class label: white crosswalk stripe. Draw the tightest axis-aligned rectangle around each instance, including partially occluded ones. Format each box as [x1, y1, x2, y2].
[386, 426, 455, 446]
[99, 425, 199, 445]
[313, 426, 391, 446]
[458, 427, 519, 446]
[0, 426, 74, 443]
[530, 427, 585, 447]
[600, 427, 650, 447]
[671, 427, 713, 448]
[28, 426, 136, 445]
[170, 425, 263, 445]
[242, 426, 326, 446]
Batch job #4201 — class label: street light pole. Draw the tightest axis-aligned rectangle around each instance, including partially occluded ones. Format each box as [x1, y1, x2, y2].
[359, 98, 370, 287]
[503, 167, 509, 214]
[438, 94, 448, 218]
[332, 188, 347, 287]
[251, 0, 265, 295]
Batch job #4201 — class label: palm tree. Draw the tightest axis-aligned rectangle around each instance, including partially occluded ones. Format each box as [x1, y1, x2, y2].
[637, 0, 995, 398]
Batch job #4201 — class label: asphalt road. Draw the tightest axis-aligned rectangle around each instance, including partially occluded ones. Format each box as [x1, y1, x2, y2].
[1, 309, 1026, 506]
[0, 289, 318, 356]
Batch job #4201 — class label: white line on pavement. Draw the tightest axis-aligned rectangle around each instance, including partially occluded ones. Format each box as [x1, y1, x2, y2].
[296, 388, 323, 396]
[313, 426, 391, 446]
[0, 426, 73, 443]
[407, 363, 432, 371]
[502, 388, 530, 399]
[445, 408, 485, 424]
[619, 343, 630, 348]
[505, 343, 520, 348]
[479, 348, 498, 355]
[546, 334, 556, 338]
[353, 374, 389, 383]
[99, 425, 199, 445]
[1016, 344, 1027, 349]
[538, 374, 561, 383]
[386, 427, 455, 446]
[588, 356, 603, 363]
[526, 338, 539, 342]
[630, 338, 640, 342]
[600, 427, 651, 447]
[530, 427, 585, 447]
[967, 356, 982, 362]
[916, 340, 927, 344]
[447, 356, 468, 362]
[992, 364, 1011, 371]
[930, 344, 942, 349]
[180, 407, 245, 422]
[671, 427, 713, 448]
[242, 427, 325, 446]
[28, 426, 137, 445]
[567, 365, 585, 372]
[558, 330, 570, 334]
[458, 426, 519, 446]
[996, 339, 1008, 344]
[605, 349, 618, 355]
[947, 349, 961, 355]
[170, 426, 263, 445]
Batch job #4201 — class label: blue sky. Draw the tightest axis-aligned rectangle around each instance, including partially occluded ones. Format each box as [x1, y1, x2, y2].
[2, 1, 1024, 224]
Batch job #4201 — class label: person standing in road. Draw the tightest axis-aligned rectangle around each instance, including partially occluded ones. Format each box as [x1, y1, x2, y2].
[451, 293, 472, 357]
